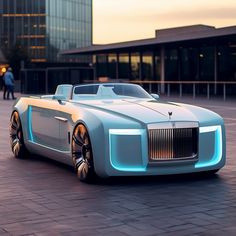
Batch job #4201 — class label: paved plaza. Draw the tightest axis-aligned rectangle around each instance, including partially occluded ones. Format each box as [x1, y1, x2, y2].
[0, 93, 236, 236]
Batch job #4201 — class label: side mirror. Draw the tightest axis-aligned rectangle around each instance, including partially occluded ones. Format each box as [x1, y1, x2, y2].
[151, 93, 160, 100]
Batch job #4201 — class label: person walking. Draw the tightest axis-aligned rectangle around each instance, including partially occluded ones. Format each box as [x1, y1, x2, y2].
[3, 67, 16, 100]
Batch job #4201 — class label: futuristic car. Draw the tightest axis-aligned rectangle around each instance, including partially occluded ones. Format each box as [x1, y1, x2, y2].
[10, 83, 226, 182]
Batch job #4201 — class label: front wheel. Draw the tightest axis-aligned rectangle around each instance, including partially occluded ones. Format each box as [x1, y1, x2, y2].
[9, 111, 28, 159]
[72, 124, 95, 182]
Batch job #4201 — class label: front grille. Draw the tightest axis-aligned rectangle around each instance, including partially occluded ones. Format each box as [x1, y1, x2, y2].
[148, 127, 198, 161]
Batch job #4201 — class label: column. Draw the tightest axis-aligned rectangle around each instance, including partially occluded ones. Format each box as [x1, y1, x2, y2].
[214, 45, 218, 95]
[160, 46, 165, 94]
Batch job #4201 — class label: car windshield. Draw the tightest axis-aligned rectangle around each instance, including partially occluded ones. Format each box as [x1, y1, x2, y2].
[73, 84, 153, 100]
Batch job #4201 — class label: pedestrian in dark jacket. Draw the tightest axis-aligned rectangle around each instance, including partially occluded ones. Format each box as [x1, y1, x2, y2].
[3, 67, 16, 100]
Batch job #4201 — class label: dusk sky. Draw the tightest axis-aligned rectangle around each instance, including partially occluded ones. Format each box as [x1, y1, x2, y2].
[93, 0, 236, 44]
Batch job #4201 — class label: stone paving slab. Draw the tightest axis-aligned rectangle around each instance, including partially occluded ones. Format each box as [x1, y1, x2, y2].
[0, 93, 236, 235]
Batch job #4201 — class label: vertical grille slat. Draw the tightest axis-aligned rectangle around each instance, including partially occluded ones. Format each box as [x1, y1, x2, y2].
[148, 127, 198, 161]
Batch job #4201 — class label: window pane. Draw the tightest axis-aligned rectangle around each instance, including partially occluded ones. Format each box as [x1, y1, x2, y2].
[118, 53, 129, 79]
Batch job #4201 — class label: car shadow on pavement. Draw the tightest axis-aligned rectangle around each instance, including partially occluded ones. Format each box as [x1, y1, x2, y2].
[94, 172, 222, 186]
[21, 153, 223, 187]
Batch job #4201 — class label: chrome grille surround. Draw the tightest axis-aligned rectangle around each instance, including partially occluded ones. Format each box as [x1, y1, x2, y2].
[148, 122, 199, 161]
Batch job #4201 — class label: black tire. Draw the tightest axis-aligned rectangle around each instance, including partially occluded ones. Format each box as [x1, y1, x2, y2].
[72, 124, 95, 182]
[10, 111, 28, 159]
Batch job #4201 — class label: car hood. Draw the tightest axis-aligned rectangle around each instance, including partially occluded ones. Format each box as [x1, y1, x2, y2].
[77, 99, 198, 124]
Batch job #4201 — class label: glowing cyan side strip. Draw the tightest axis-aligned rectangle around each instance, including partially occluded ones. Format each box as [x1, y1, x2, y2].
[28, 106, 34, 142]
[195, 125, 222, 168]
[109, 129, 146, 172]
[28, 141, 70, 154]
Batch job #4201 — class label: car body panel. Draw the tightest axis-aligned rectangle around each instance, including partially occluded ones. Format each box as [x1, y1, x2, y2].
[12, 83, 226, 178]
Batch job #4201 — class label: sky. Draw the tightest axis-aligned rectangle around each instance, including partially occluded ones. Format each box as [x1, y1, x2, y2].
[93, 0, 236, 44]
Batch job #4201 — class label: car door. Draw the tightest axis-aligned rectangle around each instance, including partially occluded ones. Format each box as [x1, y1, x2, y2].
[30, 100, 61, 150]
[57, 110, 72, 152]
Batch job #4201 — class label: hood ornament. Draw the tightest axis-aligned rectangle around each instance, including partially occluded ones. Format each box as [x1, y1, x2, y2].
[168, 112, 173, 120]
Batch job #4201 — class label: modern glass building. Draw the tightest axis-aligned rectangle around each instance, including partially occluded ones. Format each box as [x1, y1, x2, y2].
[0, 0, 92, 62]
[63, 25, 236, 97]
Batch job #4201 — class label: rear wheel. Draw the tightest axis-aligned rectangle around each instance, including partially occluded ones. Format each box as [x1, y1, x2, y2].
[10, 111, 28, 159]
[72, 124, 95, 182]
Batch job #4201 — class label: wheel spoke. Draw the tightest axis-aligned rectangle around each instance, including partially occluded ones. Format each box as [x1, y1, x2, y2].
[85, 151, 91, 161]
[84, 143, 90, 151]
[9, 112, 27, 159]
[78, 125, 86, 139]
[11, 113, 20, 133]
[13, 113, 19, 128]
[72, 124, 94, 181]
[78, 162, 89, 180]
[72, 151, 82, 155]
[11, 122, 17, 131]
[10, 116, 21, 140]
[12, 139, 20, 156]
[12, 138, 19, 147]
[72, 134, 83, 146]
[75, 157, 84, 167]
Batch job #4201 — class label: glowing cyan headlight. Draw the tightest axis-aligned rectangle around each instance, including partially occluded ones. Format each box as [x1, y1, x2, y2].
[199, 125, 220, 133]
[196, 125, 222, 168]
[109, 129, 146, 172]
[109, 129, 143, 135]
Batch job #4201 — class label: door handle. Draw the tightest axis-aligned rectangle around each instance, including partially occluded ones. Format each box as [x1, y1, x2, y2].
[54, 116, 68, 122]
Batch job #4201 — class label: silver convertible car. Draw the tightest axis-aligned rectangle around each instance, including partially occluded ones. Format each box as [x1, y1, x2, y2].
[10, 83, 226, 182]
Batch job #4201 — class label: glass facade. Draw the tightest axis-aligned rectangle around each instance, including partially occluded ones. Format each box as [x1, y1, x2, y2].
[92, 36, 236, 96]
[130, 53, 140, 80]
[96, 55, 107, 77]
[165, 48, 179, 81]
[118, 53, 129, 79]
[218, 44, 236, 81]
[0, 0, 92, 62]
[142, 52, 153, 80]
[217, 42, 236, 96]
[108, 54, 117, 79]
[154, 51, 161, 81]
[199, 46, 214, 81]
[180, 47, 198, 81]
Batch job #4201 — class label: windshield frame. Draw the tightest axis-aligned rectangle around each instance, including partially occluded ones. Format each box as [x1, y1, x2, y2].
[72, 83, 153, 100]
